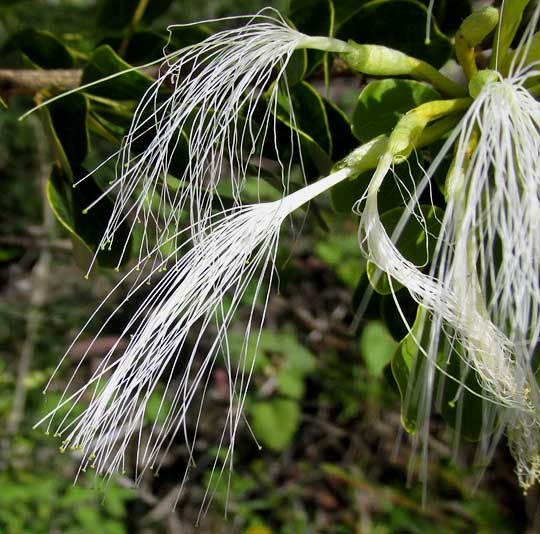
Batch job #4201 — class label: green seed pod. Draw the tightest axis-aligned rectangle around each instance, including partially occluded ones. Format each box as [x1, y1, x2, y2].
[342, 41, 466, 97]
[342, 42, 413, 76]
[458, 7, 499, 48]
[455, 6, 499, 79]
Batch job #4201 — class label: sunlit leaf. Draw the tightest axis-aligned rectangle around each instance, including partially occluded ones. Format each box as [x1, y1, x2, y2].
[250, 399, 301, 451]
[352, 78, 440, 143]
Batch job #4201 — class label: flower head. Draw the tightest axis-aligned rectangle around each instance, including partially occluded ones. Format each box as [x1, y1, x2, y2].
[81, 10, 347, 272]
[357, 3, 540, 490]
[38, 167, 353, 505]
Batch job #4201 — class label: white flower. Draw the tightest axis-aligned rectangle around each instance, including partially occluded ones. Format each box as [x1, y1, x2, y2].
[79, 9, 349, 272]
[37, 166, 354, 504]
[358, 4, 540, 489]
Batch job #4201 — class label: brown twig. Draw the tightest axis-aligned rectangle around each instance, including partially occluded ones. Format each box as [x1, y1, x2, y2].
[0, 66, 158, 101]
[0, 55, 355, 100]
[0, 68, 82, 93]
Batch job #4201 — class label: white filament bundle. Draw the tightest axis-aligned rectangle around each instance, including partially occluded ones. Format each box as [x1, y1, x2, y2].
[358, 4, 540, 489]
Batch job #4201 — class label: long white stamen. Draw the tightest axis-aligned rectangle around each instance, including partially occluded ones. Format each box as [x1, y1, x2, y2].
[38, 167, 353, 494]
[358, 5, 540, 490]
[84, 9, 344, 273]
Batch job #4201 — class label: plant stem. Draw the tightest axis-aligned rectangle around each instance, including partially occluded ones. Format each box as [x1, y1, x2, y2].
[119, 0, 151, 58]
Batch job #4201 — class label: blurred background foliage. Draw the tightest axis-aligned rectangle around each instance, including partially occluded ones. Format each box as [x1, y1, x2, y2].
[0, 0, 538, 532]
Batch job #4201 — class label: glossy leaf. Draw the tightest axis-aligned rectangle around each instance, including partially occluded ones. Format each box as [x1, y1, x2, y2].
[323, 97, 358, 160]
[333, 0, 370, 27]
[352, 78, 441, 143]
[391, 308, 486, 440]
[288, 0, 333, 73]
[168, 24, 212, 49]
[101, 31, 169, 63]
[48, 93, 89, 167]
[330, 170, 370, 214]
[81, 45, 153, 100]
[285, 48, 308, 87]
[380, 290, 419, 342]
[286, 81, 332, 154]
[337, 0, 452, 68]
[262, 82, 333, 177]
[440, 345, 486, 441]
[390, 306, 428, 433]
[8, 29, 74, 69]
[283, 81, 333, 175]
[129, 118, 189, 179]
[47, 164, 131, 268]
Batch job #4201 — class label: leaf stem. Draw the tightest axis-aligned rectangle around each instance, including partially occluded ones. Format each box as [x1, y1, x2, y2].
[119, 0, 151, 58]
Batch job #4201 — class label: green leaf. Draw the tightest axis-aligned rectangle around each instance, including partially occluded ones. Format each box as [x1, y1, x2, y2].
[277, 333, 316, 374]
[333, 0, 371, 27]
[270, 81, 333, 176]
[47, 164, 131, 269]
[337, 0, 452, 68]
[289, 0, 333, 35]
[48, 93, 89, 167]
[226, 331, 271, 373]
[0, 95, 6, 109]
[315, 232, 366, 287]
[285, 48, 308, 87]
[360, 321, 397, 377]
[323, 97, 358, 160]
[440, 345, 486, 441]
[168, 24, 212, 49]
[331, 151, 429, 217]
[8, 29, 74, 69]
[380, 290, 418, 341]
[261, 99, 331, 178]
[129, 119, 189, 179]
[286, 81, 332, 154]
[381, 204, 442, 266]
[391, 306, 428, 433]
[250, 399, 301, 451]
[81, 45, 153, 100]
[330, 170, 370, 214]
[144, 388, 171, 424]
[97, 0, 173, 30]
[367, 204, 443, 295]
[352, 78, 441, 143]
[100, 31, 169, 63]
[276, 371, 305, 399]
[391, 307, 486, 441]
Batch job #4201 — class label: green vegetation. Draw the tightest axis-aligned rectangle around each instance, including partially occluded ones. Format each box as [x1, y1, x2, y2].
[0, 0, 537, 532]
